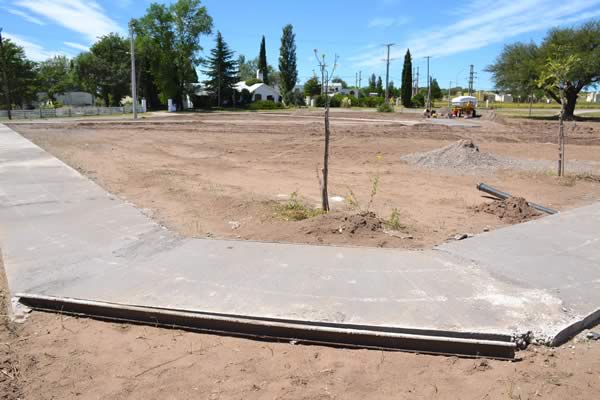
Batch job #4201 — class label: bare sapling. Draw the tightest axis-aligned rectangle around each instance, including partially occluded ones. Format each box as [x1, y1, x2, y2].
[314, 50, 338, 212]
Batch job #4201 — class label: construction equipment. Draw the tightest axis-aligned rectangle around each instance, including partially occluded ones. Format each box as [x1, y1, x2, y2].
[451, 95, 477, 118]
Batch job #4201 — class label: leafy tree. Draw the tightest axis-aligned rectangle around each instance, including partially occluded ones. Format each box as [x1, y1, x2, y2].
[238, 54, 258, 81]
[37, 56, 77, 102]
[430, 78, 442, 100]
[0, 38, 37, 109]
[400, 49, 412, 107]
[331, 76, 348, 88]
[376, 76, 383, 96]
[487, 20, 600, 119]
[203, 31, 238, 106]
[136, 0, 212, 109]
[74, 33, 130, 106]
[278, 24, 298, 98]
[538, 47, 580, 176]
[258, 35, 269, 85]
[304, 75, 321, 97]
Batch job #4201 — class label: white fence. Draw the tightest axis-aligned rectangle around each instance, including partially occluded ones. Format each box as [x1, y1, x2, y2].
[0, 105, 143, 120]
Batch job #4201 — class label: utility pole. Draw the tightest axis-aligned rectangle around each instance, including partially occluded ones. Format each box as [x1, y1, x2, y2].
[129, 21, 138, 119]
[358, 70, 362, 98]
[468, 64, 474, 96]
[383, 43, 394, 103]
[415, 66, 419, 96]
[424, 56, 431, 110]
[0, 28, 12, 120]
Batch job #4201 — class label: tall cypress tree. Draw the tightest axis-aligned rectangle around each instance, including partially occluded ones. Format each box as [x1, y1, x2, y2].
[368, 73, 377, 92]
[376, 76, 383, 96]
[203, 31, 238, 106]
[401, 49, 413, 107]
[278, 24, 298, 97]
[258, 35, 269, 85]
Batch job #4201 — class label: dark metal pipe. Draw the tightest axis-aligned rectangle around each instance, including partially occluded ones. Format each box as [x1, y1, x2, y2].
[477, 183, 558, 215]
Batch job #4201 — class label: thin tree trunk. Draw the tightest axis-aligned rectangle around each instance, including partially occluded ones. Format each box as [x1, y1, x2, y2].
[321, 104, 330, 211]
[558, 99, 565, 176]
[528, 92, 533, 118]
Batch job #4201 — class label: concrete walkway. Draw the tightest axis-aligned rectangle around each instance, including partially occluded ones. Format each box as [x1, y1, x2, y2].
[0, 124, 598, 354]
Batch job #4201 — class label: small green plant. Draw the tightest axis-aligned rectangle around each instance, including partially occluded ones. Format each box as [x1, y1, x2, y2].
[341, 97, 352, 108]
[275, 192, 324, 221]
[384, 208, 405, 230]
[346, 153, 383, 212]
[377, 102, 394, 113]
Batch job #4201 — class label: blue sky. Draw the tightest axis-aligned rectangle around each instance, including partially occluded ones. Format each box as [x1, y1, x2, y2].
[1, 0, 600, 89]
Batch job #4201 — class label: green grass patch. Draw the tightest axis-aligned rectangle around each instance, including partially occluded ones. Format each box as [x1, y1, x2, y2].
[275, 192, 324, 221]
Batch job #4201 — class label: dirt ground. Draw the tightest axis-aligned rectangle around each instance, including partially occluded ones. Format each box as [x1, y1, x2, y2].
[8, 110, 600, 249]
[2, 110, 600, 399]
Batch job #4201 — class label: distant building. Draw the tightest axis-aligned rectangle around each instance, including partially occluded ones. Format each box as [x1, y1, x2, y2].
[586, 92, 600, 103]
[37, 91, 94, 107]
[494, 93, 513, 103]
[233, 81, 281, 103]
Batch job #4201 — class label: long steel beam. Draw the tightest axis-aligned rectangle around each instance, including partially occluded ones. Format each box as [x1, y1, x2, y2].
[17, 293, 517, 360]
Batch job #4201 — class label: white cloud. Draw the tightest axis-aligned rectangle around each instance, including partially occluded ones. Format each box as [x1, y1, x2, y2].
[14, 0, 123, 42]
[3, 32, 66, 61]
[353, 0, 600, 68]
[5, 8, 46, 25]
[368, 17, 409, 28]
[64, 41, 89, 51]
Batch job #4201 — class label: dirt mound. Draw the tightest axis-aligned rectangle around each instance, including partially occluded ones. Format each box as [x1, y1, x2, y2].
[301, 211, 383, 237]
[474, 197, 541, 223]
[401, 140, 503, 171]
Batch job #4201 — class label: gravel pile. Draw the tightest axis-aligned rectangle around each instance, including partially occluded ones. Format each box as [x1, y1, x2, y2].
[401, 140, 504, 171]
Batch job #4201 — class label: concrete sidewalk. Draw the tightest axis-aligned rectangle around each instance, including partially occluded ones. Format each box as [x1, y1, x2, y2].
[0, 123, 598, 353]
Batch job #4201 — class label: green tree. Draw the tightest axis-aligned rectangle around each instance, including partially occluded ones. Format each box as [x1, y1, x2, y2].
[368, 73, 376, 92]
[0, 37, 37, 110]
[400, 49, 412, 107]
[37, 56, 77, 102]
[278, 24, 298, 99]
[258, 35, 269, 85]
[487, 21, 600, 119]
[74, 33, 130, 106]
[238, 55, 258, 81]
[203, 31, 238, 106]
[538, 47, 581, 176]
[304, 75, 321, 97]
[136, 0, 212, 109]
[430, 78, 442, 100]
[376, 76, 383, 96]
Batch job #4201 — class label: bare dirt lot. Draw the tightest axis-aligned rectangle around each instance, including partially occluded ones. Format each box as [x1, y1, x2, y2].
[2, 110, 600, 399]
[9, 110, 600, 248]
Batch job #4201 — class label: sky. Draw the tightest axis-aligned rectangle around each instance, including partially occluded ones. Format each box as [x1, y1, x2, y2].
[1, 0, 600, 90]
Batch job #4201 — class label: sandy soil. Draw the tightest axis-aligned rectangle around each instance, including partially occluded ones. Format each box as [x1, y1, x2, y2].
[9, 110, 600, 249]
[2, 110, 600, 399]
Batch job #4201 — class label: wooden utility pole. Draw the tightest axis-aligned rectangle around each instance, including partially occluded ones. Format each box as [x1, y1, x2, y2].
[383, 43, 394, 103]
[0, 28, 12, 120]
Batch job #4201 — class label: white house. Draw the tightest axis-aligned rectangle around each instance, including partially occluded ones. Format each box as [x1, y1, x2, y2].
[586, 92, 600, 103]
[494, 93, 513, 103]
[233, 81, 281, 103]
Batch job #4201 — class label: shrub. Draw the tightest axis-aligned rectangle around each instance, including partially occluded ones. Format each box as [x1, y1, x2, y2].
[358, 96, 385, 108]
[377, 102, 394, 112]
[275, 192, 324, 221]
[248, 100, 284, 110]
[341, 97, 352, 108]
[411, 93, 425, 107]
[284, 91, 306, 106]
[239, 89, 252, 104]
